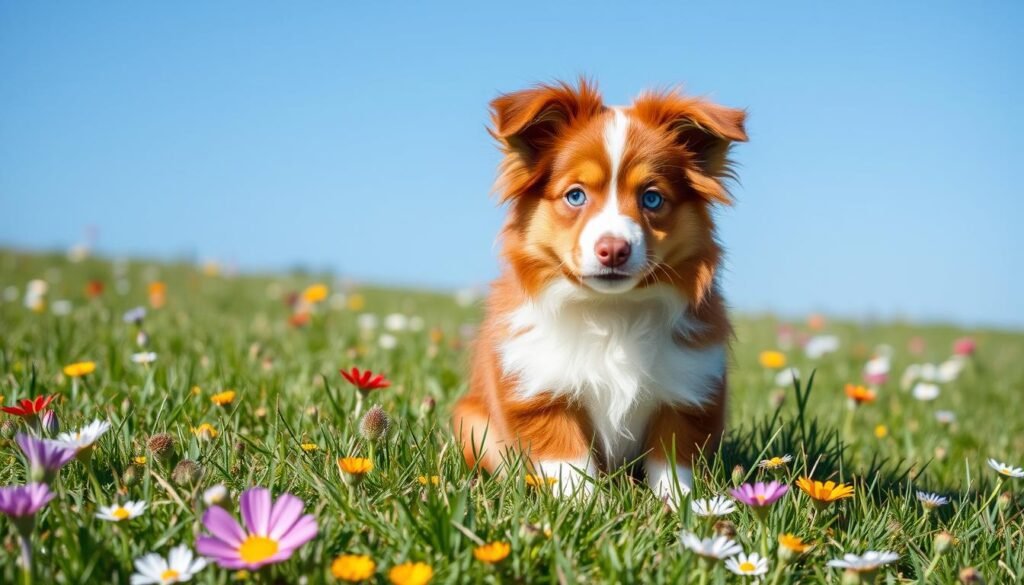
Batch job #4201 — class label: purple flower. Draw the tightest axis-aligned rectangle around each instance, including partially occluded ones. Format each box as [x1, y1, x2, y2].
[16, 434, 76, 483]
[196, 487, 318, 570]
[730, 481, 789, 508]
[0, 483, 54, 519]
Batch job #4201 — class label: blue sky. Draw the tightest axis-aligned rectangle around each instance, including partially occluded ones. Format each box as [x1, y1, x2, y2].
[1, 1, 1021, 327]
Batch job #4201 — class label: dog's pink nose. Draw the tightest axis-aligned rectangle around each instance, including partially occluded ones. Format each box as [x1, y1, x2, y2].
[595, 236, 631, 268]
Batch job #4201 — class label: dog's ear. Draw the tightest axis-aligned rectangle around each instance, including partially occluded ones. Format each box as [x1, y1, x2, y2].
[632, 90, 747, 204]
[489, 79, 604, 201]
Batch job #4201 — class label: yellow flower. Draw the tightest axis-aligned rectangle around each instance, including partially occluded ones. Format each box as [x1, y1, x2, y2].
[211, 390, 236, 406]
[192, 423, 219, 440]
[758, 351, 786, 369]
[302, 283, 329, 304]
[473, 541, 511, 564]
[525, 474, 558, 488]
[388, 562, 432, 585]
[191, 385, 202, 396]
[338, 457, 373, 485]
[874, 424, 888, 439]
[63, 361, 96, 378]
[777, 533, 811, 554]
[795, 477, 855, 507]
[134, 456, 147, 465]
[417, 475, 440, 486]
[231, 570, 250, 581]
[331, 554, 375, 582]
[758, 454, 793, 470]
[300, 443, 319, 452]
[347, 294, 366, 311]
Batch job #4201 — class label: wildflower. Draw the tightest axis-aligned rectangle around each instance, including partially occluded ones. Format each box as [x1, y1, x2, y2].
[359, 405, 390, 442]
[172, 460, 203, 487]
[525, 474, 558, 488]
[0, 483, 55, 568]
[725, 552, 769, 577]
[196, 487, 318, 570]
[15, 433, 76, 483]
[388, 561, 433, 585]
[680, 531, 743, 560]
[958, 567, 985, 584]
[300, 443, 318, 452]
[63, 361, 96, 378]
[192, 424, 219, 440]
[301, 284, 328, 304]
[41, 410, 58, 435]
[934, 531, 954, 554]
[149, 281, 167, 308]
[758, 351, 786, 369]
[123, 306, 147, 325]
[912, 382, 940, 401]
[935, 410, 956, 425]
[874, 425, 888, 439]
[130, 544, 207, 584]
[338, 457, 373, 485]
[777, 533, 811, 562]
[384, 313, 409, 331]
[135, 456, 148, 465]
[2, 394, 58, 423]
[331, 554, 375, 582]
[55, 419, 111, 461]
[844, 384, 876, 405]
[147, 433, 177, 462]
[916, 491, 950, 510]
[863, 355, 890, 385]
[211, 390, 236, 406]
[796, 477, 855, 508]
[203, 485, 229, 508]
[758, 455, 792, 471]
[417, 475, 441, 486]
[132, 352, 158, 365]
[729, 481, 789, 519]
[774, 367, 799, 387]
[378, 334, 398, 350]
[953, 337, 976, 357]
[987, 459, 1024, 479]
[690, 495, 736, 517]
[473, 541, 511, 564]
[827, 551, 899, 574]
[341, 367, 390, 391]
[96, 500, 148, 522]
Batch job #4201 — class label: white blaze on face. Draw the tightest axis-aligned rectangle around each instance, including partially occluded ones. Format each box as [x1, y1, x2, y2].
[579, 108, 646, 293]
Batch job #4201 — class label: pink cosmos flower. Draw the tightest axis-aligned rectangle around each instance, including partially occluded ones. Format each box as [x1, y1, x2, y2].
[196, 487, 317, 570]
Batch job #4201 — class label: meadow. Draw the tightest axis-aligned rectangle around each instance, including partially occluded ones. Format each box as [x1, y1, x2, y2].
[0, 248, 1022, 584]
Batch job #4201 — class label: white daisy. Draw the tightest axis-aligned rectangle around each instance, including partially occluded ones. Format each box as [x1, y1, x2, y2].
[384, 313, 408, 331]
[378, 333, 398, 350]
[987, 459, 1024, 478]
[936, 357, 965, 382]
[915, 491, 950, 510]
[131, 544, 207, 584]
[774, 367, 800, 387]
[912, 382, 940, 401]
[131, 352, 157, 364]
[356, 313, 378, 331]
[97, 500, 148, 522]
[681, 531, 743, 560]
[725, 552, 769, 577]
[804, 335, 839, 359]
[56, 419, 112, 453]
[202, 484, 228, 507]
[690, 495, 736, 517]
[827, 551, 899, 572]
[934, 410, 956, 425]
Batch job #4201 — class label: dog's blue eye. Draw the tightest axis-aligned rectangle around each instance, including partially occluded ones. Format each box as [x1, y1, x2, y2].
[565, 188, 587, 207]
[641, 190, 664, 211]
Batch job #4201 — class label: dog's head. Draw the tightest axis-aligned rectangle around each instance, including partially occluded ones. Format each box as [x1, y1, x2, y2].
[491, 79, 746, 305]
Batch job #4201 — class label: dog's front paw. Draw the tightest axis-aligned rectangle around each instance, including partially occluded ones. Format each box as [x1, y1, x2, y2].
[645, 459, 692, 510]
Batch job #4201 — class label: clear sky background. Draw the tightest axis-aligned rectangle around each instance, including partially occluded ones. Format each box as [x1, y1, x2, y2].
[1, 1, 1021, 328]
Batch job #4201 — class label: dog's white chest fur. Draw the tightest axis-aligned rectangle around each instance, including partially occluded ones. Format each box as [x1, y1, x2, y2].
[499, 280, 725, 466]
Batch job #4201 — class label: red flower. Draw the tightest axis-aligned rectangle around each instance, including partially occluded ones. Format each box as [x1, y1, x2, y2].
[2, 394, 57, 418]
[85, 280, 104, 298]
[340, 367, 390, 391]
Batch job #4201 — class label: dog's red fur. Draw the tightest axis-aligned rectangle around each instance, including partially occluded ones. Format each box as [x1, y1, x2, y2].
[453, 79, 746, 490]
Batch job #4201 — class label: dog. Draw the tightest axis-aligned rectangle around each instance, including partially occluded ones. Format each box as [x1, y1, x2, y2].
[452, 79, 746, 505]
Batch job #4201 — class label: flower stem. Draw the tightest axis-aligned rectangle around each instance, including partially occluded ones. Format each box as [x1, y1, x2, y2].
[19, 534, 33, 585]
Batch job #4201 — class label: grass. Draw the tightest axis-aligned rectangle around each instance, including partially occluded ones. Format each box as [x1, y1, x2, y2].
[0, 248, 1022, 584]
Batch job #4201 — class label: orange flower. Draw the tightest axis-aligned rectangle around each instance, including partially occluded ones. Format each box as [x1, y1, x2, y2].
[473, 541, 511, 564]
[777, 533, 811, 554]
[331, 554, 375, 582]
[148, 281, 166, 308]
[63, 361, 96, 378]
[758, 351, 786, 369]
[338, 457, 373, 485]
[301, 284, 328, 303]
[191, 423, 219, 440]
[795, 477, 854, 508]
[211, 390, 236, 406]
[844, 384, 876, 404]
[388, 562, 432, 585]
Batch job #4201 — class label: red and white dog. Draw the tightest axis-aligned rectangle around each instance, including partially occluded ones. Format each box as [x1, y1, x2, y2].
[453, 80, 746, 505]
